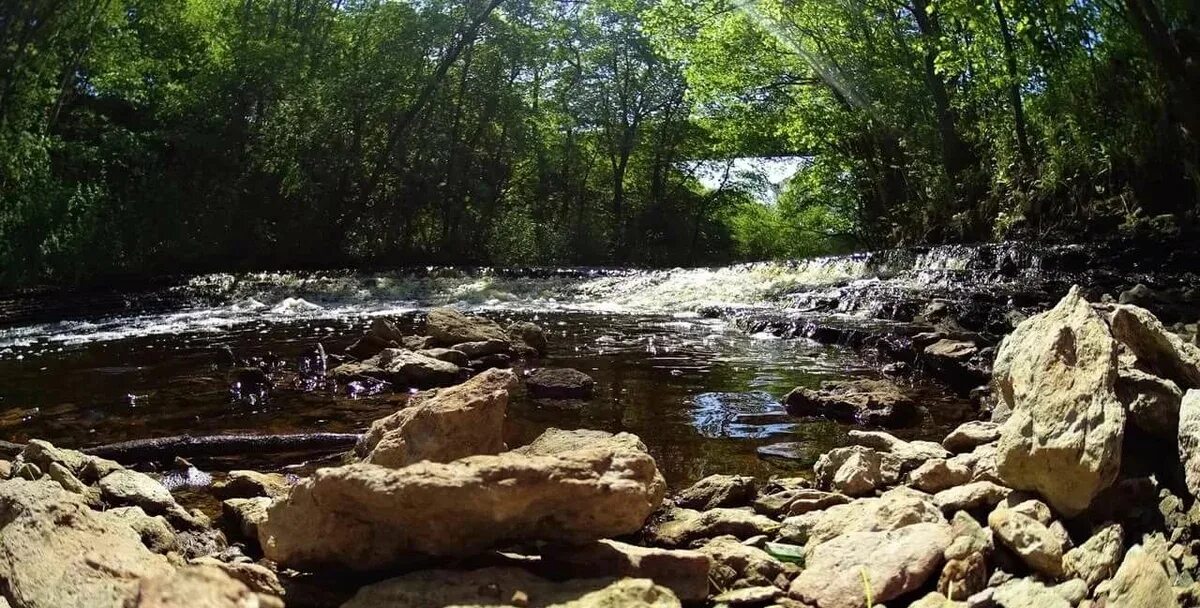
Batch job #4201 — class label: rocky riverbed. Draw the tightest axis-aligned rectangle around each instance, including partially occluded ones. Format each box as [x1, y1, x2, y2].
[3, 291, 1200, 607]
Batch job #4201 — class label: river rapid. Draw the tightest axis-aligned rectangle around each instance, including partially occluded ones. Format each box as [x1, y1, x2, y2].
[0, 242, 1189, 486]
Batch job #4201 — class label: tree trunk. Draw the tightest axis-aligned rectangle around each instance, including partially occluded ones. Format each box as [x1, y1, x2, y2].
[993, 0, 1034, 170]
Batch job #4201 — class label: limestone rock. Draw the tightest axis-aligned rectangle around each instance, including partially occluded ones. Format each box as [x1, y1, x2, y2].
[942, 421, 1001, 453]
[1098, 545, 1179, 607]
[542, 539, 711, 602]
[418, 347, 470, 367]
[426, 308, 509, 346]
[338, 348, 462, 388]
[509, 321, 549, 355]
[260, 440, 666, 571]
[356, 368, 515, 468]
[212, 471, 290, 500]
[940, 511, 994, 599]
[910, 459, 973, 493]
[933, 481, 1011, 513]
[711, 586, 780, 606]
[222, 497, 271, 542]
[527, 368, 596, 400]
[455, 339, 512, 358]
[513, 428, 647, 456]
[99, 469, 177, 515]
[648, 508, 780, 548]
[126, 565, 283, 608]
[697, 535, 789, 592]
[341, 568, 680, 608]
[106, 506, 179, 554]
[813, 445, 901, 497]
[1179, 390, 1200, 500]
[990, 578, 1071, 608]
[787, 522, 953, 608]
[1118, 366, 1183, 437]
[189, 557, 286, 598]
[675, 474, 756, 510]
[988, 507, 1064, 578]
[993, 287, 1124, 516]
[1108, 304, 1200, 389]
[847, 430, 950, 469]
[0, 479, 174, 608]
[753, 488, 850, 518]
[780, 487, 945, 549]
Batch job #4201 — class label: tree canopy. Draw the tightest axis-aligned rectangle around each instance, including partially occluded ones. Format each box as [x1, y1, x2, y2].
[1, 0, 1196, 285]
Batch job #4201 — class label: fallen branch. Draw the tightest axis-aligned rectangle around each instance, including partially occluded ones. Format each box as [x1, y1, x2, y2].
[81, 433, 363, 462]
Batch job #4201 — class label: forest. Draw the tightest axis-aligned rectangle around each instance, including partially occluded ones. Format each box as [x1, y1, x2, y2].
[0, 0, 1197, 286]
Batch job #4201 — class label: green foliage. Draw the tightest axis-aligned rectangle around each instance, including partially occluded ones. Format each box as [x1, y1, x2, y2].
[2, 0, 1197, 286]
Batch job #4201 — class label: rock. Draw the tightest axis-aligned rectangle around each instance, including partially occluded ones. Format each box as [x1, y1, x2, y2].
[943, 421, 1001, 453]
[988, 507, 1064, 577]
[47, 461, 91, 496]
[1118, 366, 1183, 437]
[106, 506, 179, 554]
[19, 439, 87, 475]
[0, 460, 9, 479]
[339, 348, 462, 388]
[813, 445, 902, 497]
[527, 368, 596, 400]
[0, 479, 174, 608]
[1098, 545, 1180, 607]
[126, 565, 283, 608]
[925, 339, 979, 363]
[455, 339, 512, 358]
[934, 481, 1011, 513]
[470, 352, 513, 371]
[847, 430, 950, 469]
[923, 339, 987, 389]
[222, 497, 271, 541]
[356, 368, 515, 468]
[1003, 497, 1052, 525]
[341, 567, 680, 608]
[513, 428, 648, 456]
[400, 334, 436, 351]
[648, 508, 781, 548]
[98, 469, 176, 514]
[509, 321, 549, 355]
[989, 578, 1071, 608]
[697, 535, 789, 592]
[753, 488, 850, 518]
[189, 557, 286, 598]
[1179, 390, 1200, 500]
[787, 522, 953, 608]
[212, 470, 290, 500]
[993, 287, 1125, 516]
[417, 347, 469, 367]
[1054, 579, 1088, 605]
[675, 474, 756, 510]
[426, 307, 509, 346]
[712, 586, 780, 606]
[779, 487, 945, 549]
[940, 550, 987, 601]
[912, 592, 965, 608]
[542, 539, 712, 602]
[784, 379, 919, 427]
[910, 459, 973, 493]
[1108, 304, 1200, 389]
[259, 438, 666, 571]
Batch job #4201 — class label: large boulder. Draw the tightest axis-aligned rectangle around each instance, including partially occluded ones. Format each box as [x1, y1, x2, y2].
[259, 434, 666, 571]
[341, 568, 680, 608]
[356, 368, 516, 468]
[0, 478, 175, 608]
[992, 287, 1125, 516]
[425, 308, 509, 346]
[784, 379, 919, 427]
[787, 522, 953, 608]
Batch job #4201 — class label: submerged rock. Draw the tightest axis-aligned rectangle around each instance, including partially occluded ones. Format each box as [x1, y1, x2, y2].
[260, 431, 666, 571]
[508, 321, 549, 355]
[356, 368, 516, 468]
[992, 287, 1124, 516]
[527, 368, 596, 400]
[341, 567, 680, 608]
[784, 378, 919, 427]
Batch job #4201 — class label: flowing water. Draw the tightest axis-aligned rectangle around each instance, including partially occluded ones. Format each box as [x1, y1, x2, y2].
[0, 242, 1181, 487]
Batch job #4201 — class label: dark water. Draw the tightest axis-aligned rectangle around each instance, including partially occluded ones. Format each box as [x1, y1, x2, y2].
[0, 307, 973, 488]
